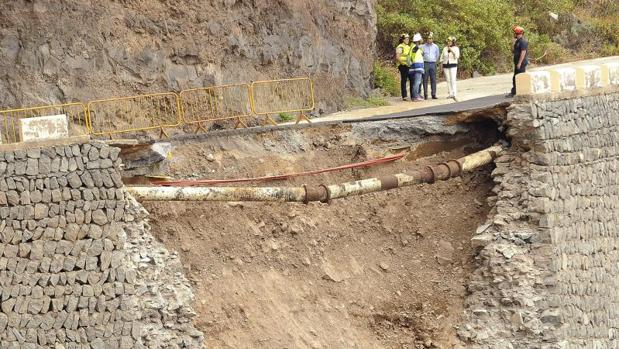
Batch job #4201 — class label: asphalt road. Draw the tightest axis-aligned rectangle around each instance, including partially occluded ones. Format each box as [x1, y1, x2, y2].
[169, 94, 513, 145]
[343, 94, 513, 123]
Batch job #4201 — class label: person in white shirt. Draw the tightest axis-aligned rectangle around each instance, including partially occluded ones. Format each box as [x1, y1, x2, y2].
[440, 36, 460, 99]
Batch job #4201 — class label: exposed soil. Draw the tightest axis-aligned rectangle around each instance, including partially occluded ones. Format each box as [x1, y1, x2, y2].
[139, 120, 496, 348]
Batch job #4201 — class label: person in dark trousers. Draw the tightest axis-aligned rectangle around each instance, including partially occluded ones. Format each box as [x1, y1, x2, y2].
[422, 32, 440, 99]
[408, 33, 425, 101]
[394, 34, 413, 100]
[510, 26, 528, 96]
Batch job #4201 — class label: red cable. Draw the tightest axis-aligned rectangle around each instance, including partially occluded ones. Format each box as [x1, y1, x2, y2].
[158, 153, 405, 186]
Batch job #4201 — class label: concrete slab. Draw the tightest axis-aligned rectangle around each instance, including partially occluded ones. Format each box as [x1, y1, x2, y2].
[349, 94, 513, 122]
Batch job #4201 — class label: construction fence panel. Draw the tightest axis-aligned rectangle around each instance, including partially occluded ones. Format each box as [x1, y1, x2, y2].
[0, 103, 89, 144]
[250, 77, 315, 124]
[87, 92, 182, 137]
[179, 84, 252, 131]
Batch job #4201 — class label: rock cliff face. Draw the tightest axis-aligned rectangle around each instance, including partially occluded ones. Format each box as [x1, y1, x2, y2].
[0, 0, 376, 113]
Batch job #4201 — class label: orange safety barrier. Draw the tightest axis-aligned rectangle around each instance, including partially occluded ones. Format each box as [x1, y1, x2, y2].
[250, 77, 315, 125]
[87, 92, 182, 138]
[0, 103, 89, 144]
[179, 83, 252, 132]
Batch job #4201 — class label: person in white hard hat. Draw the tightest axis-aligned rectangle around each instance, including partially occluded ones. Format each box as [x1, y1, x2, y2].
[407, 33, 425, 101]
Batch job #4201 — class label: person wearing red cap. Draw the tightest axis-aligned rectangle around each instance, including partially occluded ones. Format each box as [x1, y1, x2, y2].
[510, 26, 528, 96]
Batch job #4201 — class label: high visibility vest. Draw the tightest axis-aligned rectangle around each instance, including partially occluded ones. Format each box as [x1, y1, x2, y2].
[407, 44, 424, 70]
[396, 43, 411, 66]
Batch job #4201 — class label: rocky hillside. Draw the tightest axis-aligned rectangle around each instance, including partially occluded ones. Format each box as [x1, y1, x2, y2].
[0, 0, 376, 113]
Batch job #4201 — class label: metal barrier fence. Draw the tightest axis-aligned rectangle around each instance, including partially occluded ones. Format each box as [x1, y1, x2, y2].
[0, 103, 89, 144]
[0, 77, 315, 142]
[87, 92, 182, 138]
[180, 83, 252, 132]
[250, 77, 314, 124]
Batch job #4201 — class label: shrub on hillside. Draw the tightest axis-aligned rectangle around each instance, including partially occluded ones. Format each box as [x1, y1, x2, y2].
[372, 62, 400, 96]
[345, 96, 389, 109]
[526, 32, 569, 65]
[377, 0, 514, 76]
[377, 0, 618, 75]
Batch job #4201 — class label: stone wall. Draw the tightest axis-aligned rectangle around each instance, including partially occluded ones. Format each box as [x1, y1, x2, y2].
[460, 61, 619, 348]
[0, 141, 203, 348]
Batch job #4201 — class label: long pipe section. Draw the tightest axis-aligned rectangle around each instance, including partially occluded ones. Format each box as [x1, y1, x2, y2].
[127, 145, 503, 203]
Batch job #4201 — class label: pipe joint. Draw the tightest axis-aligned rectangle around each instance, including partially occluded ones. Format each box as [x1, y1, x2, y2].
[318, 184, 331, 204]
[303, 184, 331, 204]
[379, 175, 399, 190]
[442, 160, 462, 178]
[421, 166, 436, 183]
[425, 159, 463, 182]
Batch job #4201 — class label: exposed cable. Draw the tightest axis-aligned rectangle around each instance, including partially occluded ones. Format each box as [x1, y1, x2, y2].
[157, 152, 406, 186]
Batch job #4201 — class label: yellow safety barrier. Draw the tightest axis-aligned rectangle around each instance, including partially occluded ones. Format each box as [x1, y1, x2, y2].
[0, 103, 89, 144]
[0, 76, 316, 144]
[179, 83, 252, 132]
[87, 92, 182, 138]
[250, 77, 315, 125]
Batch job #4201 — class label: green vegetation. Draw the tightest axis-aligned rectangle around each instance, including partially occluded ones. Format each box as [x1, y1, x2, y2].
[345, 96, 389, 109]
[372, 62, 400, 96]
[377, 0, 618, 75]
[278, 112, 295, 122]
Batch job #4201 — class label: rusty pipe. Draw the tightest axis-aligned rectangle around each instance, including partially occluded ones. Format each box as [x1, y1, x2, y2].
[127, 145, 503, 203]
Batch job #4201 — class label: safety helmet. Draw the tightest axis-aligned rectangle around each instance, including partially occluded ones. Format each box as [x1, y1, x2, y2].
[427, 32, 434, 39]
[513, 26, 524, 34]
[401, 33, 410, 39]
[447, 36, 456, 43]
[412, 33, 422, 42]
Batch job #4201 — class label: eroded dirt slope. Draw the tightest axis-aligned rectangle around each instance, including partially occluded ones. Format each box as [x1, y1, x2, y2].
[144, 145, 493, 348]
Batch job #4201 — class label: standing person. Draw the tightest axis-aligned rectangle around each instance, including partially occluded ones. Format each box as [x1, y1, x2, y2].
[408, 33, 425, 101]
[441, 36, 460, 99]
[510, 26, 528, 96]
[422, 32, 440, 99]
[395, 34, 413, 101]
[440, 36, 460, 99]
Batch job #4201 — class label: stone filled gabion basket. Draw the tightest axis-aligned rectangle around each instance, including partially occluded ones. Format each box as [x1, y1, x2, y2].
[0, 141, 204, 348]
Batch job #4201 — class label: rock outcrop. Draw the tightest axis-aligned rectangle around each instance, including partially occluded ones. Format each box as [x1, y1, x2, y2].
[0, 0, 376, 114]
